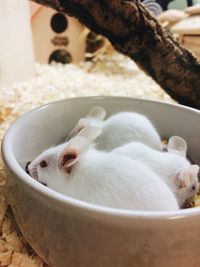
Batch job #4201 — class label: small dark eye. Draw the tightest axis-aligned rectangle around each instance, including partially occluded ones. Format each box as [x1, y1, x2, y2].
[192, 185, 196, 191]
[40, 160, 48, 168]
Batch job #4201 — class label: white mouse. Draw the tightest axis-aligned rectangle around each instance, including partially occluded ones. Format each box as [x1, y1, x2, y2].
[28, 126, 178, 212]
[113, 136, 199, 208]
[68, 106, 163, 151]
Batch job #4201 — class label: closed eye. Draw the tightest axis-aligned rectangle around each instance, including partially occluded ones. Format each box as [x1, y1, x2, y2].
[77, 126, 85, 133]
[192, 186, 196, 191]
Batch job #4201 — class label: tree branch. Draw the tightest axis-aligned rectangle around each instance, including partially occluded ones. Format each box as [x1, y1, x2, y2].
[31, 0, 200, 109]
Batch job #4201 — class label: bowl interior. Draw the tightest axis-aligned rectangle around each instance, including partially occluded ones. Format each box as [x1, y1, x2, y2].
[3, 96, 200, 267]
[7, 96, 200, 169]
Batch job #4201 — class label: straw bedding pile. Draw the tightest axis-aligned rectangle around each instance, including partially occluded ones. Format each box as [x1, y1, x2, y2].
[0, 53, 191, 266]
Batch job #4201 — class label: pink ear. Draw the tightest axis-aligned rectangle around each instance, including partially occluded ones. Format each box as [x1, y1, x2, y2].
[59, 149, 78, 173]
[168, 136, 187, 157]
[175, 172, 187, 189]
[67, 118, 88, 140]
[77, 118, 89, 133]
[87, 106, 106, 121]
[78, 126, 102, 142]
[59, 136, 90, 173]
[189, 165, 199, 176]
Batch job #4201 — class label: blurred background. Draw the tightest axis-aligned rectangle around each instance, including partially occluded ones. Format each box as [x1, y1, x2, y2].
[30, 0, 200, 65]
[1, 0, 200, 88]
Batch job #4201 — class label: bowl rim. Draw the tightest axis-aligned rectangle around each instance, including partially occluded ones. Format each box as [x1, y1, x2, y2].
[2, 95, 200, 221]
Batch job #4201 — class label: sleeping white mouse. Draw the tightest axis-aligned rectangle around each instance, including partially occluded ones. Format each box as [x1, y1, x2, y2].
[113, 136, 199, 208]
[68, 106, 163, 151]
[28, 126, 178, 212]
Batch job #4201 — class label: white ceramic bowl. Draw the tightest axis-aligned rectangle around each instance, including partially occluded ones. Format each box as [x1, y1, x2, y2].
[2, 96, 200, 267]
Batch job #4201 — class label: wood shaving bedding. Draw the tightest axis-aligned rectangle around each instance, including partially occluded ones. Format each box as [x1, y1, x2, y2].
[0, 207, 45, 267]
[0, 53, 182, 266]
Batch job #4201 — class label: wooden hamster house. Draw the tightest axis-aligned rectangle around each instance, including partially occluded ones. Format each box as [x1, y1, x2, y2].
[171, 5, 200, 59]
[158, 5, 200, 59]
[30, 2, 85, 64]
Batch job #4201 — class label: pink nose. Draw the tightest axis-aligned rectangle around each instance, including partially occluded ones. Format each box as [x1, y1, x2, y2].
[29, 166, 38, 180]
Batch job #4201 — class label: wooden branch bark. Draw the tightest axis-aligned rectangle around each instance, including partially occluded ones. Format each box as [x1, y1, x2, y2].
[31, 0, 200, 109]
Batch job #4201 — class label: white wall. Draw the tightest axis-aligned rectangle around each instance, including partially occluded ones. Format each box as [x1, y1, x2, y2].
[169, 0, 200, 10]
[0, 0, 35, 87]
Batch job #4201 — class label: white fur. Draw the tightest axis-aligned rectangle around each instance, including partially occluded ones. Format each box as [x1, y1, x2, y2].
[68, 107, 163, 151]
[28, 140, 179, 212]
[113, 142, 199, 207]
